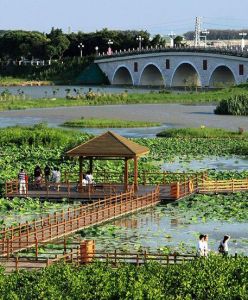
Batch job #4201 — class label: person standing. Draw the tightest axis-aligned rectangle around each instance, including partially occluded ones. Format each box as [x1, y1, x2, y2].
[34, 165, 42, 189]
[44, 165, 51, 183]
[218, 235, 230, 256]
[203, 234, 209, 257]
[51, 167, 61, 191]
[197, 234, 205, 257]
[86, 171, 94, 184]
[18, 169, 27, 195]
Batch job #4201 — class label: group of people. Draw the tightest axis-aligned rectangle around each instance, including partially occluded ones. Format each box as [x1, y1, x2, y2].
[18, 165, 61, 194]
[197, 234, 231, 257]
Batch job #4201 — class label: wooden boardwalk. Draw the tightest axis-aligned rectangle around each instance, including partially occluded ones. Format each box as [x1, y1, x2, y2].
[0, 187, 160, 257]
[0, 251, 197, 274]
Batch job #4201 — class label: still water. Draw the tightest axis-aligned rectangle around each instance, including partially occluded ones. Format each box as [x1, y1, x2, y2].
[162, 156, 248, 172]
[72, 206, 248, 255]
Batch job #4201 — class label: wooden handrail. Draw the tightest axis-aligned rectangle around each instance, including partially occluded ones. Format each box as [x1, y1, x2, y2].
[0, 187, 160, 256]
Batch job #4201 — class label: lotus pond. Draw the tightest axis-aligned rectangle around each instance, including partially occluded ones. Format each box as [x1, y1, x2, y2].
[67, 193, 248, 256]
[162, 155, 248, 172]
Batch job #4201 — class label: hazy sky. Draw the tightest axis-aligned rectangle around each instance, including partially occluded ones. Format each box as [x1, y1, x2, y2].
[1, 0, 248, 34]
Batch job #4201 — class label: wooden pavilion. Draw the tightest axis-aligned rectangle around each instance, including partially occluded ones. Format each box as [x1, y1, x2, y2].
[66, 131, 149, 191]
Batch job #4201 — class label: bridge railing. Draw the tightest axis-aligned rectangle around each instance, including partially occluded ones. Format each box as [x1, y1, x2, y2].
[95, 46, 248, 60]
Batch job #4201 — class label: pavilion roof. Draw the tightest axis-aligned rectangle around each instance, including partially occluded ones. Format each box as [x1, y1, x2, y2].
[66, 131, 149, 158]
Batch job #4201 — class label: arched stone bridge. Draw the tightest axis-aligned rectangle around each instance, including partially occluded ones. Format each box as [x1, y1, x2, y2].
[95, 49, 248, 87]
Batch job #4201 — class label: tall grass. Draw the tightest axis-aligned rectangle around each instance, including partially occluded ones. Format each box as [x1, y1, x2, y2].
[0, 87, 248, 111]
[215, 93, 248, 116]
[156, 127, 248, 138]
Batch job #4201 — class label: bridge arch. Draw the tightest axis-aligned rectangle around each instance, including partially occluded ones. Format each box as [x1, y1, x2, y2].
[208, 65, 236, 88]
[112, 65, 134, 85]
[139, 63, 165, 86]
[171, 62, 202, 87]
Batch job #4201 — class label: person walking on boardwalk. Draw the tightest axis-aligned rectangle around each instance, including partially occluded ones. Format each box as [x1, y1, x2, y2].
[197, 234, 205, 257]
[18, 168, 27, 195]
[218, 235, 230, 256]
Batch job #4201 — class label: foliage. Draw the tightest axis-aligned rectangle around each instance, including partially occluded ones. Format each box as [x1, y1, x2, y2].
[1, 87, 248, 111]
[0, 258, 247, 299]
[157, 127, 248, 138]
[62, 117, 160, 128]
[0, 56, 94, 84]
[215, 93, 248, 116]
[167, 193, 248, 222]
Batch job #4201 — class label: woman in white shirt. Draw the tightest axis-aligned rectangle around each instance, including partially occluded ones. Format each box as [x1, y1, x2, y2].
[197, 234, 205, 257]
[203, 234, 209, 257]
[218, 235, 230, 256]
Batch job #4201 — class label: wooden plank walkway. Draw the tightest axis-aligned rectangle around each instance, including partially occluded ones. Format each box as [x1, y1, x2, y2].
[0, 187, 160, 256]
[0, 251, 197, 273]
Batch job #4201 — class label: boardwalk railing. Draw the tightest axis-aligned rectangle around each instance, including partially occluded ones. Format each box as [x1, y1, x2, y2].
[5, 180, 124, 199]
[5, 171, 207, 200]
[0, 251, 197, 273]
[0, 186, 160, 256]
[198, 179, 248, 193]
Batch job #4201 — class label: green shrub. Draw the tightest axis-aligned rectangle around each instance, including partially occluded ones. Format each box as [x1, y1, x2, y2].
[215, 94, 248, 116]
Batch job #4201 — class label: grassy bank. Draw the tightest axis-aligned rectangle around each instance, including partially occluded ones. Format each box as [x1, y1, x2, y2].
[62, 118, 161, 128]
[0, 76, 52, 86]
[157, 127, 248, 138]
[0, 87, 248, 111]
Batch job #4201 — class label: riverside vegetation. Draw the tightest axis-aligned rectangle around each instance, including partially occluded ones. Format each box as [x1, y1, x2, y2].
[1, 86, 248, 111]
[215, 93, 248, 116]
[62, 117, 160, 128]
[0, 257, 247, 299]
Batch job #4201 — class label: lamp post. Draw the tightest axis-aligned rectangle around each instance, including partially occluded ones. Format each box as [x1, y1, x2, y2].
[78, 43, 85, 58]
[239, 32, 247, 52]
[201, 30, 209, 47]
[95, 46, 99, 55]
[107, 39, 113, 55]
[136, 35, 144, 51]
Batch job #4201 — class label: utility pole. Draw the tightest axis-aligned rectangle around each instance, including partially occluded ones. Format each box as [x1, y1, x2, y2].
[201, 30, 209, 47]
[194, 17, 202, 47]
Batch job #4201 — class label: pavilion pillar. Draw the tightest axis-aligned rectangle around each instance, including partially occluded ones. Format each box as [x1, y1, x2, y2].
[79, 156, 83, 193]
[89, 158, 93, 174]
[134, 156, 138, 192]
[124, 158, 129, 191]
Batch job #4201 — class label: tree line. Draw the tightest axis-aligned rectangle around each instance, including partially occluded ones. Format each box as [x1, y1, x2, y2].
[0, 28, 166, 61]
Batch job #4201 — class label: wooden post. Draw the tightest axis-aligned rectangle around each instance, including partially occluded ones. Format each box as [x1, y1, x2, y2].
[124, 158, 129, 191]
[15, 256, 19, 271]
[64, 238, 67, 254]
[6, 238, 9, 260]
[134, 156, 138, 192]
[79, 156, 83, 193]
[80, 240, 95, 264]
[89, 158, 93, 174]
[35, 237, 38, 260]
